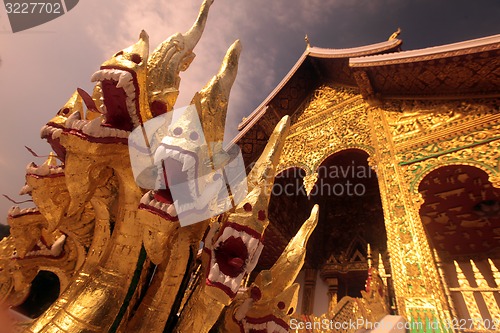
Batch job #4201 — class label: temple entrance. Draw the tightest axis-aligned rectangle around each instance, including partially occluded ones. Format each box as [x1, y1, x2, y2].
[418, 165, 500, 327]
[266, 149, 391, 316]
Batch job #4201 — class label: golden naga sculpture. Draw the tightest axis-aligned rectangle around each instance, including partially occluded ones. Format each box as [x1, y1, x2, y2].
[0, 1, 335, 332]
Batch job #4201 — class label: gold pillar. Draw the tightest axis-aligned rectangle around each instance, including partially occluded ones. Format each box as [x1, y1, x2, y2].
[368, 107, 453, 331]
[324, 277, 339, 314]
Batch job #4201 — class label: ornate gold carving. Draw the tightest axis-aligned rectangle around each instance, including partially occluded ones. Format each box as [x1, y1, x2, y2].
[489, 259, 500, 286]
[453, 261, 484, 328]
[368, 106, 453, 328]
[385, 99, 499, 148]
[470, 260, 500, 324]
[303, 172, 318, 195]
[292, 268, 389, 333]
[278, 84, 374, 173]
[402, 139, 500, 193]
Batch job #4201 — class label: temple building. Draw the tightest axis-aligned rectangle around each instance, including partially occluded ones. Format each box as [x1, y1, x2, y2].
[233, 33, 500, 329]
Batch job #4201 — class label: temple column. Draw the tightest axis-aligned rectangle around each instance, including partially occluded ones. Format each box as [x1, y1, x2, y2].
[368, 107, 454, 332]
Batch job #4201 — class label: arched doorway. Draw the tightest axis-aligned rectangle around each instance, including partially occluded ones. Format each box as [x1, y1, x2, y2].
[265, 149, 391, 316]
[418, 165, 500, 327]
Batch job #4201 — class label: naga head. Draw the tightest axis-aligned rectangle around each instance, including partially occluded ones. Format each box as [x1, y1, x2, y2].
[24, 153, 68, 232]
[202, 116, 291, 303]
[40, 91, 83, 162]
[7, 207, 46, 259]
[220, 205, 319, 333]
[137, 39, 241, 264]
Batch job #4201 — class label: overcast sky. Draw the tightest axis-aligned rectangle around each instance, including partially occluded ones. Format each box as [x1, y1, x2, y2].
[0, 0, 498, 222]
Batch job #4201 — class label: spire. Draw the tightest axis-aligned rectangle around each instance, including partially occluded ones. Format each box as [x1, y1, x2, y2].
[193, 39, 242, 145]
[47, 152, 58, 167]
[470, 260, 488, 288]
[488, 259, 500, 287]
[147, 0, 214, 114]
[388, 27, 401, 40]
[367, 243, 372, 269]
[305, 34, 311, 48]
[454, 261, 471, 288]
[246, 116, 290, 194]
[260, 205, 319, 293]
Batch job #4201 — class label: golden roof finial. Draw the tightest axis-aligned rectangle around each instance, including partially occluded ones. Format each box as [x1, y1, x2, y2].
[367, 243, 372, 269]
[388, 27, 401, 40]
[305, 34, 311, 49]
[378, 253, 386, 276]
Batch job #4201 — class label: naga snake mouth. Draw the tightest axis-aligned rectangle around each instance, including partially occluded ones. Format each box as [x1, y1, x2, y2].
[25, 162, 64, 179]
[10, 234, 66, 260]
[205, 223, 263, 298]
[63, 67, 141, 144]
[139, 144, 204, 221]
[139, 144, 203, 221]
[41, 123, 66, 161]
[92, 67, 141, 131]
[8, 206, 40, 218]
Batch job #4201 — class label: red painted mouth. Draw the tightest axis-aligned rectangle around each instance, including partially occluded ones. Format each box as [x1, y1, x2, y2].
[63, 67, 141, 144]
[101, 78, 134, 131]
[205, 223, 264, 298]
[41, 122, 66, 161]
[214, 236, 248, 277]
[237, 314, 290, 333]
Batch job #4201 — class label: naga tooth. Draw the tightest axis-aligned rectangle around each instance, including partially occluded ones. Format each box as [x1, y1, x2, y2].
[65, 111, 80, 127]
[154, 201, 162, 209]
[124, 84, 135, 96]
[167, 203, 177, 217]
[267, 322, 276, 332]
[50, 235, 66, 256]
[116, 72, 131, 88]
[140, 192, 150, 205]
[211, 263, 221, 279]
[90, 71, 102, 82]
[240, 232, 251, 244]
[19, 184, 32, 195]
[83, 117, 102, 135]
[11, 206, 21, 216]
[52, 128, 63, 139]
[35, 163, 50, 176]
[220, 227, 232, 241]
[40, 125, 48, 138]
[247, 237, 259, 252]
[230, 278, 239, 291]
[182, 156, 196, 172]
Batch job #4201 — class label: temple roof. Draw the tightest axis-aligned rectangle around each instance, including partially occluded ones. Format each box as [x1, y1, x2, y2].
[233, 34, 500, 152]
[351, 34, 500, 101]
[236, 38, 403, 132]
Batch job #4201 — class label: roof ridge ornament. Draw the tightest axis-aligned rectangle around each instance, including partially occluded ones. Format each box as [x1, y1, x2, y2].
[305, 34, 311, 49]
[388, 27, 401, 40]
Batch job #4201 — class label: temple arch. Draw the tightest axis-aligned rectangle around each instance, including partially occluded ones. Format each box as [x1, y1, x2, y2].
[418, 165, 500, 325]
